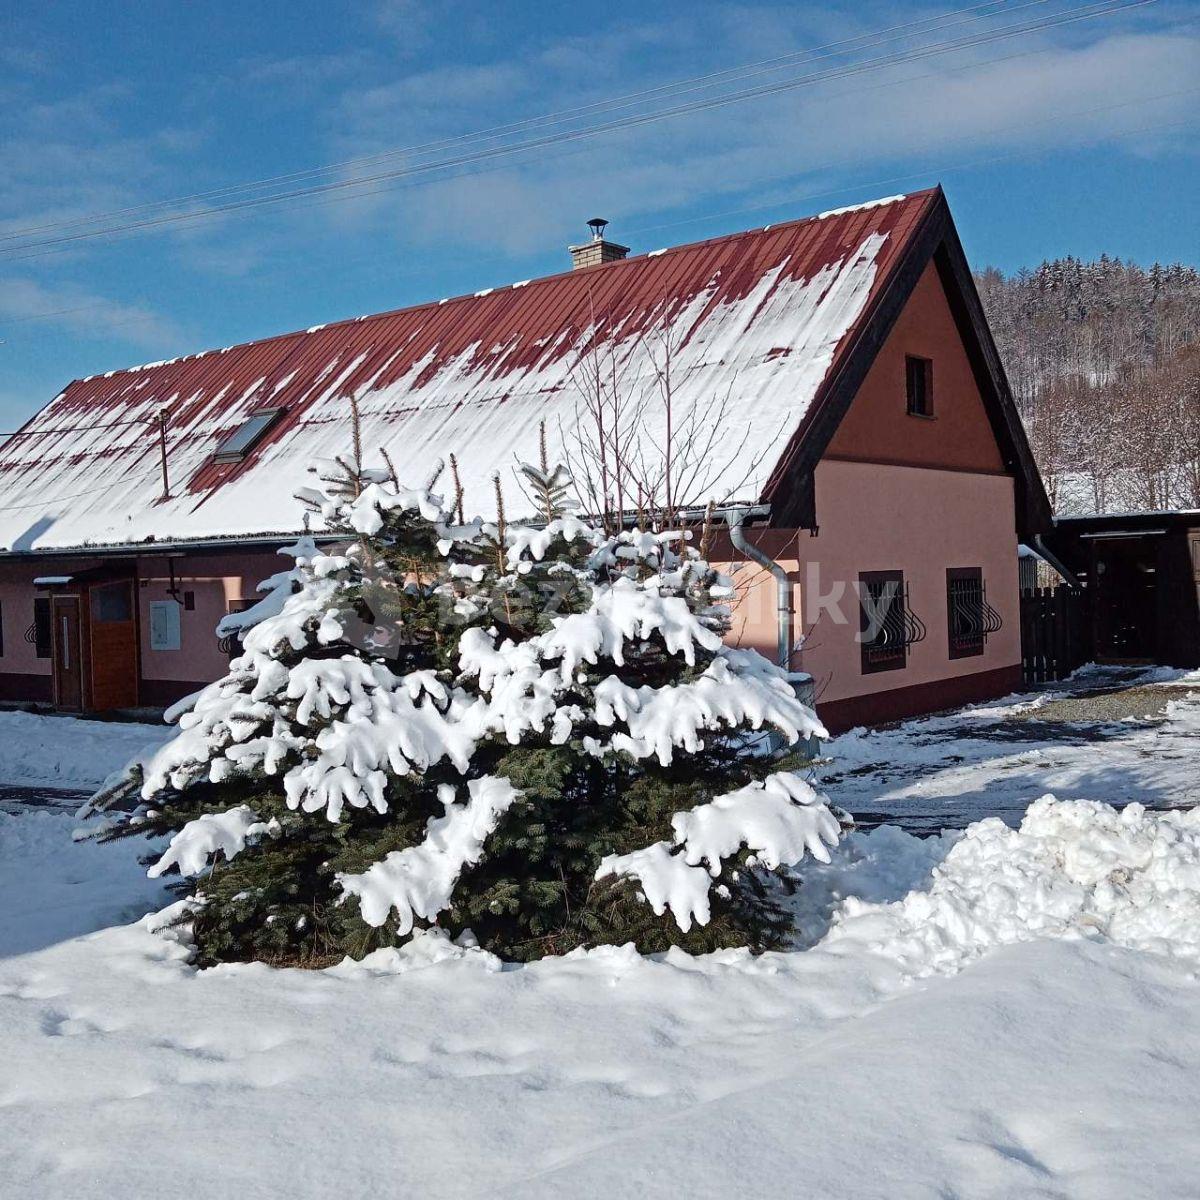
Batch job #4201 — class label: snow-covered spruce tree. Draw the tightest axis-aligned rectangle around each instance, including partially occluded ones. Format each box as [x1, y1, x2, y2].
[92, 444, 838, 964]
[338, 462, 839, 960]
[91, 454, 478, 966]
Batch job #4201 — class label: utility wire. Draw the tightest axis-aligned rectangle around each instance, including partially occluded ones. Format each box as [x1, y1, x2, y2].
[0, 416, 156, 438]
[0, 465, 165, 512]
[1, 104, 1190, 445]
[5, 43, 1192, 320]
[0, 118, 1190, 504]
[1, 83, 1190, 352]
[0, 0, 1054, 245]
[629, 114, 1197, 240]
[0, 0, 1156, 259]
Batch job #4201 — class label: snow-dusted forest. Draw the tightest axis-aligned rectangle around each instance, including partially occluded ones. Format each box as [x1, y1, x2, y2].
[977, 258, 1200, 515]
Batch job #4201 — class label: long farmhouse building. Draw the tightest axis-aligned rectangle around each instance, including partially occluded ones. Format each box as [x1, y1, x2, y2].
[0, 187, 1050, 730]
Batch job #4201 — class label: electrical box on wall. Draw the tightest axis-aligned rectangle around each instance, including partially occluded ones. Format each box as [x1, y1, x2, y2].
[149, 600, 181, 651]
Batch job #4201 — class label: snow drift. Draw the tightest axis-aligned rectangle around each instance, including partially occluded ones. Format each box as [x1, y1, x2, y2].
[825, 795, 1200, 973]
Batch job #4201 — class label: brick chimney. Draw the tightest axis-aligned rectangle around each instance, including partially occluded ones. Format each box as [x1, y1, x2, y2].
[569, 217, 629, 270]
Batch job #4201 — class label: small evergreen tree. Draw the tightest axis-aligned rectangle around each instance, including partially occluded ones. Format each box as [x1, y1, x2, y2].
[369, 471, 836, 959]
[91, 455, 473, 966]
[92, 448, 838, 966]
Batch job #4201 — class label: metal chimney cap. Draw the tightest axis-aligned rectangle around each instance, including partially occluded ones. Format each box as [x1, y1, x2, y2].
[586, 217, 609, 240]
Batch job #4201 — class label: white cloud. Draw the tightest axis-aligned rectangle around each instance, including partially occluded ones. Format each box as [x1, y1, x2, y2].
[320, 11, 1200, 256]
[0, 2, 1196, 303]
[0, 278, 186, 352]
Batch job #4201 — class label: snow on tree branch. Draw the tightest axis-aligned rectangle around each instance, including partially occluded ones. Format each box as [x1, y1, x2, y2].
[597, 771, 838, 931]
[595, 843, 715, 932]
[338, 776, 521, 930]
[595, 652, 825, 766]
[95, 446, 837, 965]
[216, 536, 320, 640]
[671, 772, 839, 872]
[149, 805, 279, 878]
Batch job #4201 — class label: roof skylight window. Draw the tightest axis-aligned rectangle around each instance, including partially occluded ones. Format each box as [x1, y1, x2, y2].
[213, 408, 284, 463]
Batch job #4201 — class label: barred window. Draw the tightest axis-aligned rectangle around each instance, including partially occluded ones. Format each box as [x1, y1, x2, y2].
[859, 570, 925, 674]
[946, 567, 1003, 659]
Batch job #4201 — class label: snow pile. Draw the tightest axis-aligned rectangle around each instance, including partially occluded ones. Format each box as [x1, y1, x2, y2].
[0, 808, 170, 957]
[828, 796, 1200, 973]
[9, 793, 1200, 1198]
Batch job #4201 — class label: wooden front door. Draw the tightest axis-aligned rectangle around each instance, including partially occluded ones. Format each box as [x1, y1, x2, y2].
[88, 580, 138, 710]
[52, 596, 83, 711]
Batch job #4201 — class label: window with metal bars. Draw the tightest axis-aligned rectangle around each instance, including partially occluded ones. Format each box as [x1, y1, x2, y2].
[32, 598, 52, 658]
[946, 567, 1003, 659]
[859, 570, 926, 673]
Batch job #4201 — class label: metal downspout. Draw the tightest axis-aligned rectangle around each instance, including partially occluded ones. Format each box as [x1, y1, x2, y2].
[724, 507, 822, 758]
[1033, 533, 1081, 589]
[724, 507, 792, 670]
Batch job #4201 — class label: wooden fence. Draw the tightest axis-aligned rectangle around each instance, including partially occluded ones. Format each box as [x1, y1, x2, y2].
[1020, 585, 1088, 685]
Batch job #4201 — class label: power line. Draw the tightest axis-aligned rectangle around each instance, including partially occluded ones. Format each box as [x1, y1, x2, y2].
[626, 90, 1200, 238]
[0, 120, 1190, 491]
[0, 0, 1053, 246]
[1, 81, 1190, 357]
[631, 114, 1198, 241]
[0, 301, 132, 325]
[1, 106, 1189, 442]
[0, 416, 155, 438]
[0, 465, 164, 512]
[0, 0, 1156, 260]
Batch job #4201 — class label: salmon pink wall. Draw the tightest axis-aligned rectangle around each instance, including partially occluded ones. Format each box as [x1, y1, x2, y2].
[136, 551, 281, 685]
[0, 557, 119, 683]
[825, 260, 1005, 474]
[798, 460, 1020, 705]
[723, 554, 798, 666]
[0, 566, 51, 678]
[719, 254, 1024, 725]
[718, 461, 1020, 715]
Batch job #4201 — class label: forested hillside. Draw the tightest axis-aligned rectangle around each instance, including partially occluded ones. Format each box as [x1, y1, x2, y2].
[976, 258, 1200, 515]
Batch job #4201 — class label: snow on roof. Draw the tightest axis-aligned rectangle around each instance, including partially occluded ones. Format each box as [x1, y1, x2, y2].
[818, 194, 907, 219]
[0, 190, 937, 553]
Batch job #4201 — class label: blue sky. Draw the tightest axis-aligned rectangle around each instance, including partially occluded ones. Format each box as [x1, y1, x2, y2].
[1, 0, 1197, 428]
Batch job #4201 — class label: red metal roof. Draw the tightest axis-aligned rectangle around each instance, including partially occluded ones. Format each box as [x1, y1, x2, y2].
[0, 189, 938, 551]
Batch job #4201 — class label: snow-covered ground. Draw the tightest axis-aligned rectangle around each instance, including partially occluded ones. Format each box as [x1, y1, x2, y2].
[818, 665, 1200, 830]
[0, 709, 170, 795]
[2, 671, 1200, 1198]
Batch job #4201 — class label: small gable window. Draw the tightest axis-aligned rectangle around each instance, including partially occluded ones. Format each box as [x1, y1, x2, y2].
[905, 355, 933, 417]
[214, 408, 284, 463]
